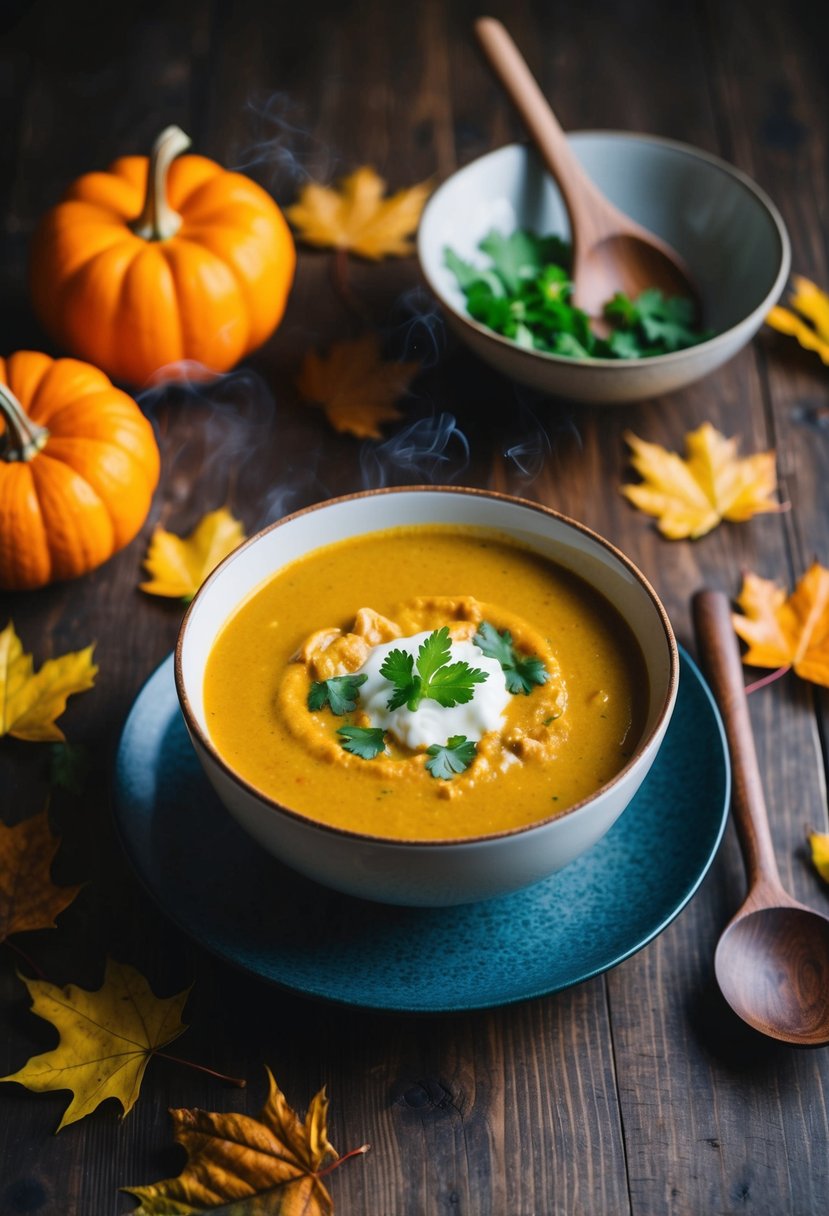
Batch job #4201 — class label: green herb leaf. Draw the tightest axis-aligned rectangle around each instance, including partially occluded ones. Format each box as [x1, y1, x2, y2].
[425, 735, 478, 779]
[603, 291, 639, 327]
[415, 627, 453, 683]
[307, 673, 368, 714]
[380, 628, 489, 711]
[473, 621, 549, 696]
[380, 648, 418, 710]
[607, 329, 644, 359]
[443, 248, 504, 297]
[426, 660, 489, 704]
[634, 288, 704, 352]
[478, 229, 571, 292]
[550, 332, 592, 359]
[337, 725, 387, 759]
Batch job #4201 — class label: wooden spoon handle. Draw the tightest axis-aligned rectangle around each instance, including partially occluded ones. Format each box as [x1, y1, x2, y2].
[692, 589, 782, 891]
[474, 17, 607, 244]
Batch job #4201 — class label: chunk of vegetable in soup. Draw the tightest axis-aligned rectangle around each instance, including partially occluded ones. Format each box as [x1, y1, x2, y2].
[203, 526, 647, 841]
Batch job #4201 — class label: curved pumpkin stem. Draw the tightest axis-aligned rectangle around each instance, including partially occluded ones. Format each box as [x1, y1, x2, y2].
[130, 125, 192, 241]
[0, 382, 49, 462]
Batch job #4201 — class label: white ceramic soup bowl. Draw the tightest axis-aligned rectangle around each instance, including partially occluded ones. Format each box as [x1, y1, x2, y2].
[176, 488, 678, 906]
[418, 136, 790, 404]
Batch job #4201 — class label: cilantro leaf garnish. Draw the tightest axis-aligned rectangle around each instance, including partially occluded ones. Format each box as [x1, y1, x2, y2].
[425, 735, 478, 780]
[307, 673, 368, 714]
[379, 648, 416, 711]
[337, 724, 387, 759]
[473, 621, 549, 696]
[444, 228, 710, 359]
[380, 627, 488, 711]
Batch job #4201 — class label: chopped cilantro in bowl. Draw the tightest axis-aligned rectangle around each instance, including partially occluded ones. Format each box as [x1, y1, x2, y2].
[444, 227, 711, 359]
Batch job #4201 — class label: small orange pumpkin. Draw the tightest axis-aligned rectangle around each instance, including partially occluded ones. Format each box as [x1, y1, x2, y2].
[0, 351, 160, 589]
[29, 126, 296, 386]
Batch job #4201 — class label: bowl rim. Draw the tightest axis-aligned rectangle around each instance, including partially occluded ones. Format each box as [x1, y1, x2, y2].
[175, 485, 679, 848]
[417, 131, 792, 370]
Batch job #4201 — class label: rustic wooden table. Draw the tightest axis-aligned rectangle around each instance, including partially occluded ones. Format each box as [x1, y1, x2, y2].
[2, 1, 829, 1213]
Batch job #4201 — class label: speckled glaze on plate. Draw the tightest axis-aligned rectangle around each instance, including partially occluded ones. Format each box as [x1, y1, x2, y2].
[114, 649, 729, 1012]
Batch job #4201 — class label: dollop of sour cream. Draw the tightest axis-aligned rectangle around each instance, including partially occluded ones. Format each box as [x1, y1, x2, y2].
[356, 630, 511, 749]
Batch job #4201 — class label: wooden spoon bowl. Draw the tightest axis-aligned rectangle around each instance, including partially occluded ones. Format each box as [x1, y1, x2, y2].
[693, 589, 829, 1047]
[715, 905, 829, 1045]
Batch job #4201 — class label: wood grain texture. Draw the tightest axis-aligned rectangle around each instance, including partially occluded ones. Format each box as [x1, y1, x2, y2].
[2, 0, 829, 1213]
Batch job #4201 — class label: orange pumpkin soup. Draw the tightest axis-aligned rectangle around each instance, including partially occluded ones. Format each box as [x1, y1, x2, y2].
[203, 525, 647, 840]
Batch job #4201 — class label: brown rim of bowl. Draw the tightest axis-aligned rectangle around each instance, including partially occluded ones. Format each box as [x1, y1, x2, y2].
[175, 485, 679, 848]
[417, 131, 792, 370]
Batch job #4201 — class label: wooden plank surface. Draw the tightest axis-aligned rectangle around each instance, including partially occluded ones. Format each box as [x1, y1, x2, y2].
[1, 1, 829, 1213]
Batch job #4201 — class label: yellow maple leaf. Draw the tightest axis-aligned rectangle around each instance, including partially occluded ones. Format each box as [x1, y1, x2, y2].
[286, 166, 431, 259]
[0, 622, 97, 743]
[125, 1067, 369, 1215]
[0, 959, 189, 1131]
[141, 508, 246, 602]
[621, 423, 781, 539]
[808, 830, 829, 883]
[0, 807, 82, 941]
[766, 275, 829, 365]
[296, 334, 418, 438]
[732, 564, 829, 687]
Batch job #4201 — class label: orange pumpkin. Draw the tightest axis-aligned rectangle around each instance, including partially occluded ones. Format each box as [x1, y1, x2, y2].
[0, 351, 160, 590]
[29, 126, 296, 386]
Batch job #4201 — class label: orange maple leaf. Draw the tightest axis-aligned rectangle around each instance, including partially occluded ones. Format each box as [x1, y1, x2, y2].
[621, 423, 781, 539]
[0, 807, 81, 942]
[732, 564, 829, 687]
[766, 275, 829, 366]
[286, 166, 430, 259]
[296, 334, 418, 438]
[125, 1067, 369, 1215]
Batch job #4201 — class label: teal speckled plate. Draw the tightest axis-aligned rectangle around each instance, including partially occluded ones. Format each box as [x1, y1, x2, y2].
[114, 650, 729, 1012]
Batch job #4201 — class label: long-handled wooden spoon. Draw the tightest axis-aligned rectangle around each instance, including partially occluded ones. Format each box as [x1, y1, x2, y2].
[474, 17, 697, 320]
[693, 589, 829, 1046]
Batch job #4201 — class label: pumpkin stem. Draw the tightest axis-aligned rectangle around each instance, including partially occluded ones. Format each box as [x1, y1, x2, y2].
[130, 125, 192, 241]
[0, 382, 49, 462]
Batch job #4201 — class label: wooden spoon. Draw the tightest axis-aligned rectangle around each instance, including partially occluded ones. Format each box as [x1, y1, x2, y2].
[693, 589, 829, 1046]
[474, 17, 697, 321]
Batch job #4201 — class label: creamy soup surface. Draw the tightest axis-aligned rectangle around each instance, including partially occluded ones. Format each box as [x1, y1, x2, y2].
[203, 525, 648, 841]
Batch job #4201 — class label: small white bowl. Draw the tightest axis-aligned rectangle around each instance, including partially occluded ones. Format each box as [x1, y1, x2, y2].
[418, 136, 790, 404]
[176, 488, 678, 906]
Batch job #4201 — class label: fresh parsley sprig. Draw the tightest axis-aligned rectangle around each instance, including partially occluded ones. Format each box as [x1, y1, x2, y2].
[425, 735, 477, 780]
[307, 673, 367, 714]
[380, 627, 488, 711]
[473, 621, 549, 696]
[337, 724, 387, 759]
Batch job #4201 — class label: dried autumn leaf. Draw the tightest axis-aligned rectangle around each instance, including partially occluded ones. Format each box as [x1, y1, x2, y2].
[0, 621, 97, 743]
[296, 334, 418, 438]
[808, 830, 829, 883]
[732, 564, 829, 687]
[0, 807, 81, 941]
[141, 508, 246, 602]
[621, 423, 781, 539]
[286, 166, 430, 259]
[125, 1067, 367, 1216]
[767, 275, 829, 366]
[0, 958, 189, 1130]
